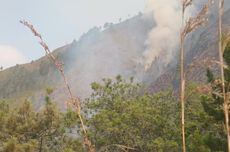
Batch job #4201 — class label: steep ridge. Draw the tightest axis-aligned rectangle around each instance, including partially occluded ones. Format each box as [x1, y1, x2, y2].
[0, 6, 229, 109]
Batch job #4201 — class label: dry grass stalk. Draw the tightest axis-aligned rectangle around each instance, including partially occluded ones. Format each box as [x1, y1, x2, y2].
[183, 0, 193, 16]
[218, 0, 230, 151]
[20, 20, 95, 152]
[99, 144, 136, 152]
[180, 1, 211, 152]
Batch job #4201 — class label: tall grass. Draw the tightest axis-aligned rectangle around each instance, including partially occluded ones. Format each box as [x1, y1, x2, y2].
[20, 20, 95, 152]
[218, 0, 230, 151]
[180, 1, 210, 151]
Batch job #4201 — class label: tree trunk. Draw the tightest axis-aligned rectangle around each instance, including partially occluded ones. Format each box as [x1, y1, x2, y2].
[180, 35, 186, 152]
[180, 7, 186, 152]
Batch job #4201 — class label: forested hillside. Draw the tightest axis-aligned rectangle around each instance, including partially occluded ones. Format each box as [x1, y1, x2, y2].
[0, 0, 230, 151]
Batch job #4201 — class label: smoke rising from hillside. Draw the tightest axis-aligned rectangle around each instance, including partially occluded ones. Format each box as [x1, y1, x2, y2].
[59, 0, 213, 100]
[143, 0, 181, 70]
[65, 22, 150, 98]
[142, 0, 209, 70]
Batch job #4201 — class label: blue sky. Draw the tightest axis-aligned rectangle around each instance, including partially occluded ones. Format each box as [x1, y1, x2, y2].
[0, 0, 145, 68]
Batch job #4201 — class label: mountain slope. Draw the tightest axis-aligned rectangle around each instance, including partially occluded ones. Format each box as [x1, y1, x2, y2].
[0, 7, 229, 109]
[0, 13, 154, 108]
[150, 9, 230, 92]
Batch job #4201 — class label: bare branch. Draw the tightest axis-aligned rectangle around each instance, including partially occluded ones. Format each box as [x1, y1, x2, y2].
[98, 144, 136, 152]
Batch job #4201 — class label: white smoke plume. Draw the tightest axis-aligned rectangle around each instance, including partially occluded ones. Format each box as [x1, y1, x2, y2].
[143, 0, 181, 70]
[142, 0, 207, 70]
[56, 0, 210, 100]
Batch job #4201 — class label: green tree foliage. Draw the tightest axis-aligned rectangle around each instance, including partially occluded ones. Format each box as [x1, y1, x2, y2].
[224, 44, 230, 82]
[185, 84, 214, 152]
[0, 90, 81, 152]
[0, 73, 228, 151]
[85, 76, 221, 152]
[86, 76, 180, 151]
[200, 43, 230, 152]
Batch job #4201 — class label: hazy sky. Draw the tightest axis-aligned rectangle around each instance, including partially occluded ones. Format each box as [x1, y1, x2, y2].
[0, 0, 145, 68]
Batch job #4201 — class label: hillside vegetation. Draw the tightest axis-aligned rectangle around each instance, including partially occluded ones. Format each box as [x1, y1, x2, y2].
[1, 1, 230, 152]
[0, 44, 229, 151]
